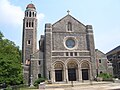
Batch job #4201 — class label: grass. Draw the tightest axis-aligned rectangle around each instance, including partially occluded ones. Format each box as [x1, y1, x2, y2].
[20, 86, 38, 90]
[20, 88, 37, 90]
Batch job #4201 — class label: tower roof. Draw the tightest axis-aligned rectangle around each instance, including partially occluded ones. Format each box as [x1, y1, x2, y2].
[26, 3, 36, 9]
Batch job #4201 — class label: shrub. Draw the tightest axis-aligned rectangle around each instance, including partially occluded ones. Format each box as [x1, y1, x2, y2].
[98, 73, 112, 81]
[33, 77, 46, 87]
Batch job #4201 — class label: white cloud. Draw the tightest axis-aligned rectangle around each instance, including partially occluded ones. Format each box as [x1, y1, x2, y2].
[38, 13, 45, 23]
[0, 0, 44, 28]
[0, 0, 44, 49]
[0, 0, 24, 26]
[37, 13, 45, 35]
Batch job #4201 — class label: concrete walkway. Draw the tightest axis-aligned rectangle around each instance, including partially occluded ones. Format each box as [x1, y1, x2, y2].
[39, 81, 120, 90]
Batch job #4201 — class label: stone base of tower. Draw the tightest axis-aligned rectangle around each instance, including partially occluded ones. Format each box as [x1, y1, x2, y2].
[23, 65, 30, 85]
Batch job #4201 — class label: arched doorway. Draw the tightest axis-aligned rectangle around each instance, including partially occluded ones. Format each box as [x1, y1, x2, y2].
[67, 61, 78, 81]
[54, 62, 64, 82]
[81, 62, 90, 80]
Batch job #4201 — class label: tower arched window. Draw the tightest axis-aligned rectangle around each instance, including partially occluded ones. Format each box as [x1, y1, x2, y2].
[35, 13, 36, 17]
[27, 12, 28, 17]
[33, 12, 34, 17]
[29, 22, 31, 27]
[32, 21, 34, 27]
[29, 11, 31, 17]
[67, 22, 72, 31]
[26, 21, 28, 27]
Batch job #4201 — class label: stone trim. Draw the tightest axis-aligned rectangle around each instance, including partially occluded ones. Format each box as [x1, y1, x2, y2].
[52, 50, 90, 52]
[52, 56, 91, 58]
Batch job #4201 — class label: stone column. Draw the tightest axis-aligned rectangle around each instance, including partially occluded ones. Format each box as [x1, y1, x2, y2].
[54, 70, 56, 83]
[65, 67, 68, 82]
[51, 69, 55, 83]
[78, 66, 82, 81]
[51, 69, 53, 83]
[63, 69, 66, 82]
[76, 69, 78, 81]
[89, 64, 93, 81]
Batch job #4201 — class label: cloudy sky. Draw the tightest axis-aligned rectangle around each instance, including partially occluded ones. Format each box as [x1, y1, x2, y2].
[0, 0, 120, 53]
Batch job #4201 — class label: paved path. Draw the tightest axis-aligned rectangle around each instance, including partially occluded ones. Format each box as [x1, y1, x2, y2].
[40, 81, 120, 90]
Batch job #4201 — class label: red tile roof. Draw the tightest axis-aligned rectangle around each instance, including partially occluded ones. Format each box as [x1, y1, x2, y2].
[26, 4, 36, 9]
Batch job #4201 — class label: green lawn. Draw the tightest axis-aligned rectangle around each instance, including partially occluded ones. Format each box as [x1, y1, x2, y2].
[20, 87, 38, 90]
[20, 88, 37, 90]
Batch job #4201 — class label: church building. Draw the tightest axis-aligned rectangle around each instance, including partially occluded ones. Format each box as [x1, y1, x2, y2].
[22, 3, 112, 85]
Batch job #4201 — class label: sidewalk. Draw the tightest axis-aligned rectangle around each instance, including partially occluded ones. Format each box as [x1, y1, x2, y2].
[41, 81, 120, 90]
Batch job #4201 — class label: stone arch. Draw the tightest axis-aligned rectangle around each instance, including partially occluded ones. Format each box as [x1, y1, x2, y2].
[52, 60, 65, 68]
[53, 61, 65, 82]
[80, 60, 90, 80]
[67, 60, 78, 69]
[81, 62, 89, 69]
[65, 58, 80, 66]
[67, 60, 79, 81]
[80, 60, 91, 68]
[54, 61, 64, 70]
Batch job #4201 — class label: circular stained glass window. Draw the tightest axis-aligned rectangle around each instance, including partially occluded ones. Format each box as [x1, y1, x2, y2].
[66, 38, 75, 48]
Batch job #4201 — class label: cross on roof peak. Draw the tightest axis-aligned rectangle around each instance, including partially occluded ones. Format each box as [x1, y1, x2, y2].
[67, 10, 70, 15]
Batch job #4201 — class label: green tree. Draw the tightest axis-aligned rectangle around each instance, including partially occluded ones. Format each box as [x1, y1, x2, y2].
[0, 31, 23, 86]
[0, 31, 4, 41]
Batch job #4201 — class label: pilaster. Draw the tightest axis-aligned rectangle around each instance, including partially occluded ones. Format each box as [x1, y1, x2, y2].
[86, 25, 96, 79]
[44, 23, 52, 79]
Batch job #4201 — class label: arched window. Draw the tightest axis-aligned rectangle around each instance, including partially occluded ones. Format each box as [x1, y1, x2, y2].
[26, 21, 28, 27]
[29, 12, 31, 17]
[33, 12, 34, 17]
[68, 22, 72, 31]
[32, 21, 34, 27]
[27, 12, 28, 17]
[29, 22, 31, 27]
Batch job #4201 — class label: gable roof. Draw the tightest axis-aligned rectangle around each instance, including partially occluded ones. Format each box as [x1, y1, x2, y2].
[52, 14, 86, 27]
[95, 49, 105, 55]
[106, 45, 120, 55]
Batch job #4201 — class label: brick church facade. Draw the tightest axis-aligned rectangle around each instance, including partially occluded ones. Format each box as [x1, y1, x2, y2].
[22, 3, 112, 85]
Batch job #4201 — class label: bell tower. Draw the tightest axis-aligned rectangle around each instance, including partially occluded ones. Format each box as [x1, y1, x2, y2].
[22, 3, 37, 84]
[22, 3, 37, 64]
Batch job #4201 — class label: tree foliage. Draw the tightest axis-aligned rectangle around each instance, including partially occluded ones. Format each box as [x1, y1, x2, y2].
[0, 31, 23, 86]
[0, 32, 4, 40]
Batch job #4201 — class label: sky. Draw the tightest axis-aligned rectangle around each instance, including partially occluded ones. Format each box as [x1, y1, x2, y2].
[0, 0, 120, 53]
